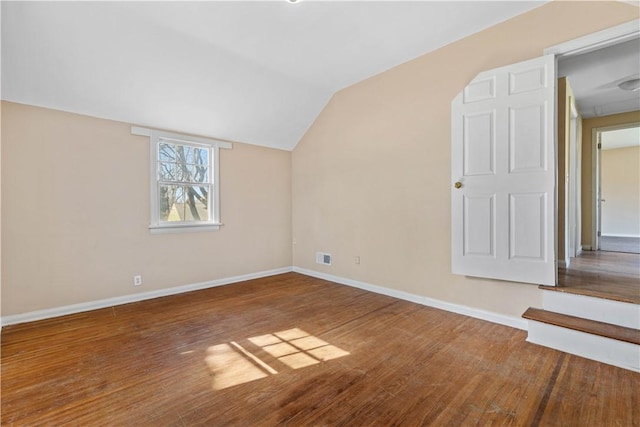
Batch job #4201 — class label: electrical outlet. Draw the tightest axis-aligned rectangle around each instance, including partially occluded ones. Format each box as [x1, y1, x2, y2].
[133, 275, 142, 286]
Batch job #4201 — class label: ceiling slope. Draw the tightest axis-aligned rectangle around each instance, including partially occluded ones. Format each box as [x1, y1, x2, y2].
[2, 1, 546, 150]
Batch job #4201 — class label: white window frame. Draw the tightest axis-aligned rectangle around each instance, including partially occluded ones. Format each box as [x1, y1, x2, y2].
[132, 126, 232, 233]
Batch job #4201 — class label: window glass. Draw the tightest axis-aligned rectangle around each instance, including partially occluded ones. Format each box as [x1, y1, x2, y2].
[157, 139, 211, 223]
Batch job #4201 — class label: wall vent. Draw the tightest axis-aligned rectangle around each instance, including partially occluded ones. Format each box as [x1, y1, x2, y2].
[315, 252, 332, 266]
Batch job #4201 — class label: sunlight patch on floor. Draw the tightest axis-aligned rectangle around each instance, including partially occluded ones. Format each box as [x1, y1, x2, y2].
[205, 343, 269, 390]
[205, 328, 349, 390]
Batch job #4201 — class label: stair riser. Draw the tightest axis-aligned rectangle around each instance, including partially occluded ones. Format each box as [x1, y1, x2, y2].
[543, 291, 640, 329]
[527, 320, 640, 372]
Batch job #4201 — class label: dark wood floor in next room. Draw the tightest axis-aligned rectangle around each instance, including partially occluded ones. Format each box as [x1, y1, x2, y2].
[600, 236, 640, 254]
[2, 273, 638, 426]
[556, 250, 640, 304]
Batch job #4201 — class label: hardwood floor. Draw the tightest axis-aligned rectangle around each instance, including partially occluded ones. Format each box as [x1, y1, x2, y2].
[555, 251, 640, 304]
[2, 273, 639, 426]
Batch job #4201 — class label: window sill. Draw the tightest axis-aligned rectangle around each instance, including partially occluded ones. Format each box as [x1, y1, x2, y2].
[149, 223, 223, 234]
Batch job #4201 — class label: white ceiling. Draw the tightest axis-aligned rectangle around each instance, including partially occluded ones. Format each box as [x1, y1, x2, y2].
[558, 37, 640, 119]
[601, 126, 640, 150]
[1, 1, 547, 151]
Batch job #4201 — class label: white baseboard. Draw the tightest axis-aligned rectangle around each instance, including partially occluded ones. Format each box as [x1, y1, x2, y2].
[293, 267, 527, 330]
[581, 245, 592, 251]
[0, 267, 293, 327]
[601, 233, 640, 238]
[557, 259, 568, 269]
[1, 266, 528, 332]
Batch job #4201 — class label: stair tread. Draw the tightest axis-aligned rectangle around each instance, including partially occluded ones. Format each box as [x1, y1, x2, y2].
[522, 307, 640, 345]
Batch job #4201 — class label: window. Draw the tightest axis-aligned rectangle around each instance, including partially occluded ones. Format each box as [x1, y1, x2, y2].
[132, 127, 232, 233]
[157, 139, 211, 223]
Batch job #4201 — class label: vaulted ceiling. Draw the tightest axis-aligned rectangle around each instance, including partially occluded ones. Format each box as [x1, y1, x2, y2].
[2, 1, 551, 150]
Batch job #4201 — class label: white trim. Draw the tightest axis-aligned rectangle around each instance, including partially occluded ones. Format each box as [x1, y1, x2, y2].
[602, 233, 640, 238]
[0, 267, 292, 327]
[1, 266, 534, 331]
[548, 20, 640, 257]
[570, 101, 578, 120]
[545, 19, 640, 58]
[132, 126, 232, 232]
[542, 290, 640, 329]
[591, 122, 640, 249]
[131, 126, 232, 149]
[212, 145, 222, 230]
[149, 223, 222, 234]
[593, 128, 600, 250]
[557, 259, 568, 269]
[293, 267, 527, 330]
[527, 320, 640, 372]
[581, 245, 592, 251]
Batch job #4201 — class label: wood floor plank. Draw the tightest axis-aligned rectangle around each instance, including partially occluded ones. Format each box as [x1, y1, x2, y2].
[2, 272, 639, 426]
[555, 250, 640, 304]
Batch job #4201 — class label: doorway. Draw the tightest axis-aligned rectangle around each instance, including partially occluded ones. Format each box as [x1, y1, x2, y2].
[596, 124, 640, 254]
[551, 22, 640, 299]
[555, 120, 640, 302]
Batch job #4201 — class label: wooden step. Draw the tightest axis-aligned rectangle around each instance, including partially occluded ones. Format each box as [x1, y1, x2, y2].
[539, 284, 639, 305]
[522, 307, 640, 345]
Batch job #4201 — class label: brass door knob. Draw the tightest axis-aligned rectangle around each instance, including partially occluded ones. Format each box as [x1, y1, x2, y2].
[454, 182, 463, 189]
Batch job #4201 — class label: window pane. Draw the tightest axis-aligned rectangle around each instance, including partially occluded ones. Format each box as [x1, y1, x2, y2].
[158, 162, 176, 181]
[194, 147, 208, 166]
[159, 142, 210, 184]
[192, 164, 209, 183]
[159, 184, 210, 222]
[178, 145, 193, 163]
[164, 162, 209, 183]
[159, 142, 175, 162]
[173, 164, 185, 183]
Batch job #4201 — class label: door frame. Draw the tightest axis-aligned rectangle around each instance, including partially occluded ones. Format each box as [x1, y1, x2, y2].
[592, 122, 640, 250]
[568, 100, 579, 258]
[545, 19, 639, 58]
[545, 19, 639, 272]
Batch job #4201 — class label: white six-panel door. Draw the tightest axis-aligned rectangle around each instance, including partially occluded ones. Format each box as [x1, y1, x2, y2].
[452, 55, 556, 286]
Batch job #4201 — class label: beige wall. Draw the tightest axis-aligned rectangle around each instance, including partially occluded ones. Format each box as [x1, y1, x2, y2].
[601, 145, 640, 237]
[292, 2, 638, 318]
[1, 102, 292, 316]
[581, 111, 640, 247]
[2, 2, 638, 321]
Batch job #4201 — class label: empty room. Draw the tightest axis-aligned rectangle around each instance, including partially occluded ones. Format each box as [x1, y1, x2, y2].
[1, 1, 639, 426]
